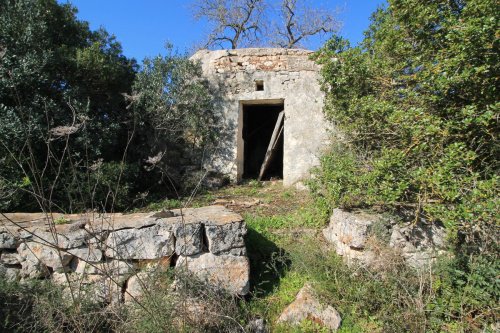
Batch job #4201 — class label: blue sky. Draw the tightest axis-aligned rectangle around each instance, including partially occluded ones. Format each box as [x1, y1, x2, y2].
[60, 0, 386, 62]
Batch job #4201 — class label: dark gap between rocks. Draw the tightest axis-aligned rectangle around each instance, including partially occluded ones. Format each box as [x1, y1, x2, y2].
[170, 253, 179, 267]
[201, 223, 209, 253]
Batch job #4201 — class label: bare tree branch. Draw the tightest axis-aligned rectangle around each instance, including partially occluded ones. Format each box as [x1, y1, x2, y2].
[192, 0, 266, 49]
[271, 0, 341, 48]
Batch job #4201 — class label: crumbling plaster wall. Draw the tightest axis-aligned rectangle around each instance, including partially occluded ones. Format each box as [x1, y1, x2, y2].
[190, 48, 330, 187]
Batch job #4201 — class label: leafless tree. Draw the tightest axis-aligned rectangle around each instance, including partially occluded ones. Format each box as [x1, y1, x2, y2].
[271, 0, 341, 48]
[192, 0, 266, 49]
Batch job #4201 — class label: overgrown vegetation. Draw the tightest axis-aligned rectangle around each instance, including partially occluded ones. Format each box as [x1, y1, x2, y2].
[0, 0, 498, 332]
[311, 0, 499, 251]
[307, 0, 499, 330]
[0, 0, 136, 211]
[0, 0, 221, 213]
[1, 182, 499, 332]
[0, 269, 247, 333]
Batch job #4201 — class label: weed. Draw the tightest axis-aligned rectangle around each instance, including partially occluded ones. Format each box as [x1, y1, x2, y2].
[249, 179, 263, 188]
[53, 215, 69, 225]
[140, 198, 182, 212]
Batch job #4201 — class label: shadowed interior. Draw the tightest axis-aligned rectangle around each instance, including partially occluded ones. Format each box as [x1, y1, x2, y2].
[242, 103, 284, 180]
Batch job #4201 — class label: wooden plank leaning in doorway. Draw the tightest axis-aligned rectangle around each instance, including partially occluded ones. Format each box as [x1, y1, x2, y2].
[258, 111, 284, 180]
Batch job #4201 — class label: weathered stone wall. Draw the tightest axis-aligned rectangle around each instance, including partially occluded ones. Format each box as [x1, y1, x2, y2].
[322, 209, 448, 269]
[191, 48, 330, 187]
[0, 206, 250, 303]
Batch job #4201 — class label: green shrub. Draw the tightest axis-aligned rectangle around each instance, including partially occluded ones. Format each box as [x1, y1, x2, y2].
[0, 0, 137, 212]
[312, 0, 499, 251]
[429, 254, 500, 332]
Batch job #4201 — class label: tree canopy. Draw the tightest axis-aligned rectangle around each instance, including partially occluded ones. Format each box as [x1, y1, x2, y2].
[0, 0, 219, 212]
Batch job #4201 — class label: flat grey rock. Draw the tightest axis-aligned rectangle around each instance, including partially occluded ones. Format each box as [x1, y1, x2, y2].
[172, 222, 203, 256]
[205, 220, 247, 255]
[18, 242, 73, 273]
[390, 221, 447, 268]
[0, 229, 18, 249]
[0, 264, 20, 281]
[105, 224, 175, 260]
[176, 252, 250, 295]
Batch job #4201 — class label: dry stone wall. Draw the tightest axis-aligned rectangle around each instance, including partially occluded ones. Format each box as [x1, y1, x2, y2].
[323, 209, 448, 269]
[0, 206, 250, 303]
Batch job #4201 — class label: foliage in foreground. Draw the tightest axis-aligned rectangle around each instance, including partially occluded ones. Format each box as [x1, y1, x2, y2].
[307, 1, 499, 330]
[0, 269, 247, 333]
[311, 0, 499, 251]
[0, 183, 498, 332]
[245, 227, 499, 332]
[0, 0, 136, 211]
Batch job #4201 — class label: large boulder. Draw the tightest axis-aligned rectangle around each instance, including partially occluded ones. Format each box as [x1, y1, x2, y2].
[176, 252, 250, 295]
[20, 229, 72, 248]
[324, 208, 449, 269]
[64, 228, 105, 249]
[18, 242, 73, 274]
[171, 205, 247, 255]
[277, 283, 341, 331]
[172, 222, 203, 256]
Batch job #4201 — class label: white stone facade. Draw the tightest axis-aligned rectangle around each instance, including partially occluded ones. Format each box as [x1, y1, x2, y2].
[191, 48, 330, 186]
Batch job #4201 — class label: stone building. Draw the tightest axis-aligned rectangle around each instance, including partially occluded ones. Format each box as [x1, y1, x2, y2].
[191, 48, 330, 187]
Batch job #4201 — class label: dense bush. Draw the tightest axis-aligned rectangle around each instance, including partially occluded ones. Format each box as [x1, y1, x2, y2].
[0, 0, 137, 211]
[129, 46, 225, 197]
[308, 1, 499, 330]
[0, 0, 223, 212]
[312, 0, 499, 252]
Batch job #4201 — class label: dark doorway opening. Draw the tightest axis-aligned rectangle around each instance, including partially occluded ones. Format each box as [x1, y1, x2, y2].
[242, 103, 284, 180]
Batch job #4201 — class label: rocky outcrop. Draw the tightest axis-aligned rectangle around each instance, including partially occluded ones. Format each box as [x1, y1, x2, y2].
[390, 221, 447, 268]
[323, 209, 448, 269]
[0, 206, 250, 303]
[277, 283, 341, 331]
[322, 209, 379, 265]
